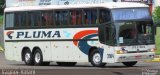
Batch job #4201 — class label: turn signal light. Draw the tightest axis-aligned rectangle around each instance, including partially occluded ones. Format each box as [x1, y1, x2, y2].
[116, 50, 123, 54]
[151, 48, 157, 52]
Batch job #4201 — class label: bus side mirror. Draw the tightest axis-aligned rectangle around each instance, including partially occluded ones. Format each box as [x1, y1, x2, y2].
[98, 25, 105, 44]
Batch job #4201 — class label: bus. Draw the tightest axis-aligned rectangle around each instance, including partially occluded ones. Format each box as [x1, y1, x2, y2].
[4, 2, 156, 67]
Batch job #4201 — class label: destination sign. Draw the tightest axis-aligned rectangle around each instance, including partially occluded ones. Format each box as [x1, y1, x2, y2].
[112, 8, 151, 21]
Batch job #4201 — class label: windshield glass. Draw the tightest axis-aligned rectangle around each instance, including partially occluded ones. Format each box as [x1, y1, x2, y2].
[115, 21, 155, 46]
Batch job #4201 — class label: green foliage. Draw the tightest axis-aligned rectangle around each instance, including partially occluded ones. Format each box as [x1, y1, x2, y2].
[156, 27, 160, 55]
[0, 0, 4, 15]
[153, 6, 160, 27]
[0, 15, 3, 26]
[0, 0, 4, 3]
[153, 7, 160, 54]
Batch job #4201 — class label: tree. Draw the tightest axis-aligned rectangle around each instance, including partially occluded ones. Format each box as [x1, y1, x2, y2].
[0, 0, 5, 14]
[153, 6, 160, 27]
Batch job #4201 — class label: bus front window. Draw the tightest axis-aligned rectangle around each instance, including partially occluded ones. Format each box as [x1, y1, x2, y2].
[115, 21, 155, 46]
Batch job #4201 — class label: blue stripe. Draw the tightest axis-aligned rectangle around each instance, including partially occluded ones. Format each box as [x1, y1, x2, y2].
[78, 34, 98, 55]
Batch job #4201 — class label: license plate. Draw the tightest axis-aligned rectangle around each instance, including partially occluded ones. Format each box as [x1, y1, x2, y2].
[135, 55, 142, 59]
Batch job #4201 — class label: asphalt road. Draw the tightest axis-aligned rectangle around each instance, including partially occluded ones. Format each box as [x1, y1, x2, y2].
[0, 52, 160, 75]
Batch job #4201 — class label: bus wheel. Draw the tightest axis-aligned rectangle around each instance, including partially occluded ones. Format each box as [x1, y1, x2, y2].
[90, 50, 106, 67]
[33, 49, 43, 66]
[56, 62, 77, 66]
[23, 49, 33, 65]
[122, 61, 137, 67]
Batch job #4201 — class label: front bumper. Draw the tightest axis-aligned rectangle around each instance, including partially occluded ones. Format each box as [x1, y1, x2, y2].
[115, 52, 155, 62]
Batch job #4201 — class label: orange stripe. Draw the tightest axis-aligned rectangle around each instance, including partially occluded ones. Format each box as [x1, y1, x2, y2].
[73, 30, 98, 46]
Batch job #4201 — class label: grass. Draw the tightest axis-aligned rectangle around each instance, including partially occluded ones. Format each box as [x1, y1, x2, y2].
[156, 27, 160, 55]
[0, 15, 3, 26]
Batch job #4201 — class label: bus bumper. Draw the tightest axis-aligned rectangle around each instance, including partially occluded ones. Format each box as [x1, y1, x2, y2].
[114, 52, 155, 62]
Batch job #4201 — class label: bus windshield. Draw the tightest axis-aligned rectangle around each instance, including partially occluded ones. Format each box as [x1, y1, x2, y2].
[115, 21, 155, 46]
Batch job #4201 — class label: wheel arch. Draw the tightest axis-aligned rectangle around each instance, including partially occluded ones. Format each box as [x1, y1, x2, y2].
[32, 46, 42, 56]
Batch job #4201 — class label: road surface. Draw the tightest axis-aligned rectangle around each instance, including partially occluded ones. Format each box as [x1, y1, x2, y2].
[0, 52, 160, 75]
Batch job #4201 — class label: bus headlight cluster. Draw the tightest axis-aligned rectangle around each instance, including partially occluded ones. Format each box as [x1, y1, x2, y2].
[116, 50, 123, 54]
[150, 48, 156, 52]
[148, 48, 156, 52]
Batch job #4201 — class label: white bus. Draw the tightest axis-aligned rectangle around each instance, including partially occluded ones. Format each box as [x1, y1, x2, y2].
[4, 2, 156, 67]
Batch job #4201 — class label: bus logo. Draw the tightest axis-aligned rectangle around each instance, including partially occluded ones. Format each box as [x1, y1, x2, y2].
[6, 31, 14, 39]
[73, 30, 98, 55]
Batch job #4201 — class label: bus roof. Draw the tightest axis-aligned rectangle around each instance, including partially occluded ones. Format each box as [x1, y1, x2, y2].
[5, 2, 149, 12]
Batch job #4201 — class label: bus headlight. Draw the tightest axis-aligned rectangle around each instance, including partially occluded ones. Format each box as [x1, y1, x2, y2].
[116, 50, 124, 54]
[150, 48, 156, 52]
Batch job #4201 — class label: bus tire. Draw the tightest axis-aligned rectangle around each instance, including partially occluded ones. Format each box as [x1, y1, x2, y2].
[23, 49, 34, 65]
[90, 50, 106, 67]
[122, 61, 137, 67]
[56, 62, 77, 66]
[33, 49, 43, 66]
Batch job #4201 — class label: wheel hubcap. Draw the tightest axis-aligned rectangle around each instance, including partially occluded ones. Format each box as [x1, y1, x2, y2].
[25, 53, 30, 62]
[93, 53, 101, 64]
[35, 52, 41, 63]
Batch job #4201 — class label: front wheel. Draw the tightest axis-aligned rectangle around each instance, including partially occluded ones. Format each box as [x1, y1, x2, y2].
[90, 50, 106, 67]
[122, 61, 137, 67]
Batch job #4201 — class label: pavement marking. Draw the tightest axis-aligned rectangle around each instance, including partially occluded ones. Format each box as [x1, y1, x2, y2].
[0, 46, 4, 51]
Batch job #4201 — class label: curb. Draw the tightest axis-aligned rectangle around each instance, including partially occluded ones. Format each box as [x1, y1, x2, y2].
[151, 58, 160, 62]
[0, 46, 4, 52]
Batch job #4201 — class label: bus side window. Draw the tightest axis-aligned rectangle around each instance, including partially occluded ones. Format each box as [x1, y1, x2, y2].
[41, 11, 51, 26]
[62, 11, 69, 25]
[28, 12, 33, 27]
[41, 12, 46, 26]
[71, 10, 76, 25]
[6, 13, 14, 28]
[91, 9, 98, 24]
[84, 9, 98, 25]
[59, 11, 63, 25]
[55, 11, 60, 26]
[15, 13, 20, 27]
[76, 10, 82, 25]
[84, 10, 91, 24]
[28, 12, 41, 27]
[15, 12, 27, 28]
[41, 11, 54, 26]
[88, 10, 92, 24]
[99, 9, 110, 24]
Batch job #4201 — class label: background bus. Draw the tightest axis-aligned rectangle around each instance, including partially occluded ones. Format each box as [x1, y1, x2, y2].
[4, 2, 156, 67]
